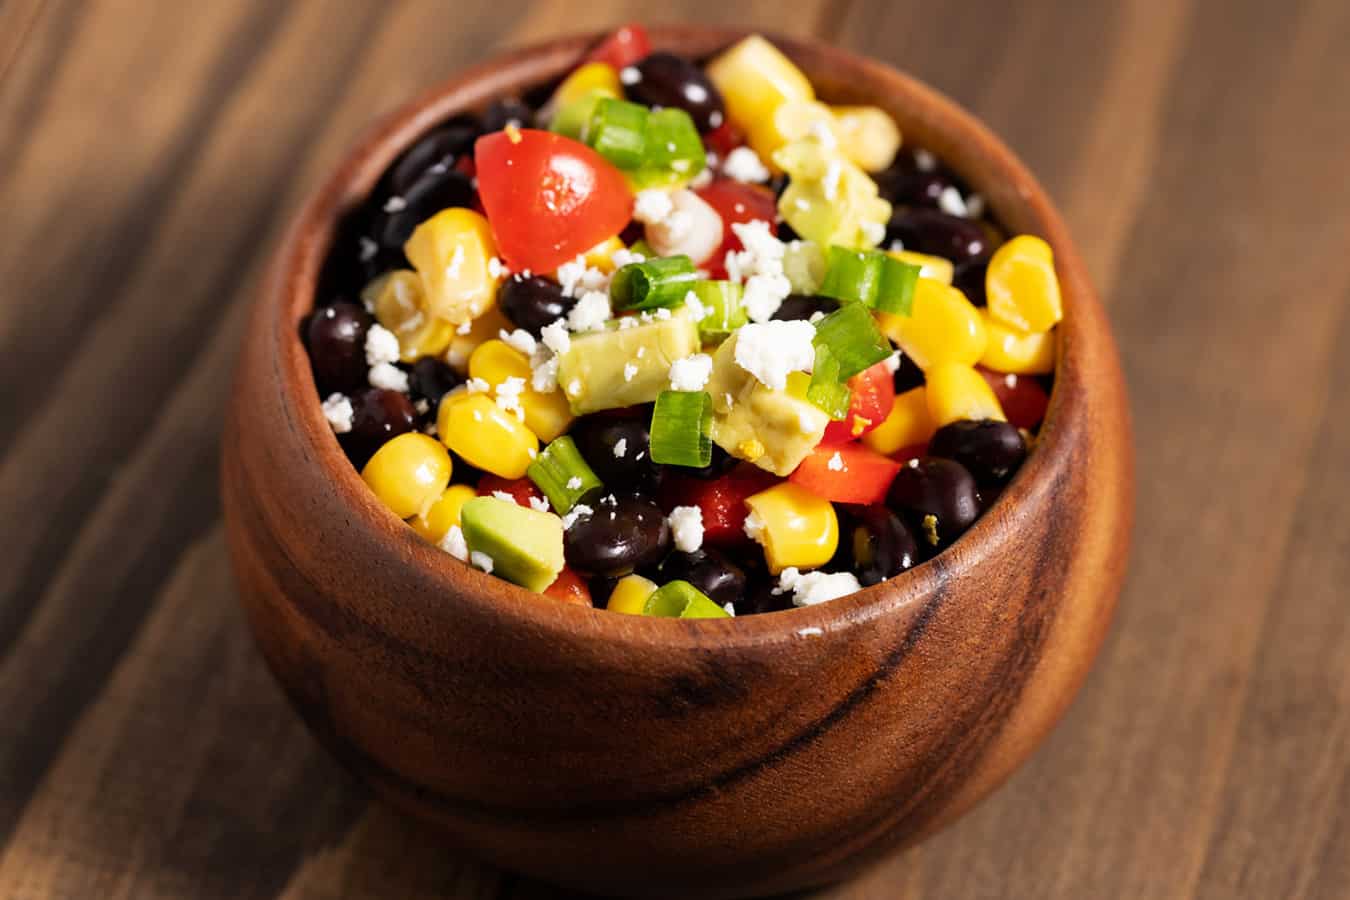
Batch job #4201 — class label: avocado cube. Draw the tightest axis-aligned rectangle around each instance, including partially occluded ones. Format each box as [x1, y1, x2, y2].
[459, 497, 565, 592]
[556, 309, 700, 414]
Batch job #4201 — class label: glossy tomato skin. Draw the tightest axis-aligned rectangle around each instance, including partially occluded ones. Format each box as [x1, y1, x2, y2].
[789, 443, 901, 505]
[476, 475, 543, 508]
[695, 180, 778, 279]
[584, 24, 652, 70]
[475, 129, 633, 273]
[661, 464, 778, 547]
[978, 367, 1050, 430]
[543, 567, 592, 606]
[822, 361, 896, 444]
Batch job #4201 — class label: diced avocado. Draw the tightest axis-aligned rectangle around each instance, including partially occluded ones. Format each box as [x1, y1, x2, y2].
[556, 309, 700, 414]
[782, 239, 827, 294]
[459, 497, 564, 592]
[774, 138, 891, 249]
[705, 333, 830, 476]
[643, 580, 730, 618]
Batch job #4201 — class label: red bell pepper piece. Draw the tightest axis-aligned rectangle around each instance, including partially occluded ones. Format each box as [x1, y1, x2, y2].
[790, 443, 902, 505]
[821, 361, 895, 444]
[978, 367, 1049, 430]
[660, 464, 778, 547]
[583, 24, 652, 70]
[542, 567, 592, 606]
[476, 475, 542, 508]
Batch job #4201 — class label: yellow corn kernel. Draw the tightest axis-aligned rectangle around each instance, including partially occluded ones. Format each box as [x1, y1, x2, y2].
[879, 277, 987, 371]
[410, 483, 477, 544]
[607, 574, 658, 615]
[986, 234, 1063, 334]
[373, 270, 455, 362]
[830, 105, 901, 172]
[926, 363, 1006, 427]
[362, 433, 452, 520]
[437, 392, 539, 479]
[744, 482, 839, 574]
[552, 61, 621, 109]
[445, 305, 511, 373]
[581, 235, 627, 273]
[887, 249, 954, 285]
[706, 35, 815, 160]
[980, 309, 1056, 375]
[468, 339, 574, 442]
[404, 208, 503, 326]
[863, 386, 936, 455]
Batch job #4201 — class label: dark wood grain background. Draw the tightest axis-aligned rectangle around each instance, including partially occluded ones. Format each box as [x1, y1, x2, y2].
[2, 0, 1347, 897]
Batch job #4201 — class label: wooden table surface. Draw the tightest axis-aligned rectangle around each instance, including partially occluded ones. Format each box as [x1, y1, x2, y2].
[3, 0, 1348, 897]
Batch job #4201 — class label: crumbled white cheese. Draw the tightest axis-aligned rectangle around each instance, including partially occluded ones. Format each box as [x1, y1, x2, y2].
[734, 320, 816, 390]
[617, 315, 640, 330]
[358, 236, 378, 262]
[619, 65, 641, 86]
[321, 393, 353, 433]
[487, 256, 508, 279]
[668, 505, 705, 553]
[500, 328, 537, 357]
[888, 238, 905, 252]
[883, 350, 903, 374]
[613, 438, 628, 458]
[439, 525, 468, 560]
[567, 290, 611, 332]
[530, 350, 559, 393]
[556, 255, 609, 298]
[492, 490, 518, 505]
[777, 567, 862, 606]
[540, 319, 571, 354]
[382, 195, 407, 213]
[565, 476, 584, 491]
[560, 503, 592, 530]
[633, 189, 675, 225]
[808, 310, 826, 323]
[368, 362, 409, 392]
[689, 166, 714, 189]
[827, 451, 845, 472]
[470, 551, 495, 574]
[413, 398, 430, 415]
[743, 511, 766, 544]
[610, 248, 645, 269]
[938, 185, 968, 218]
[913, 148, 937, 172]
[623, 362, 639, 382]
[966, 193, 986, 219]
[644, 190, 722, 263]
[466, 376, 491, 393]
[455, 319, 473, 335]
[528, 495, 551, 512]
[722, 146, 770, 183]
[732, 220, 786, 266]
[683, 289, 709, 324]
[742, 272, 792, 322]
[365, 324, 401, 367]
[1005, 373, 1019, 389]
[669, 353, 713, 391]
[495, 376, 527, 418]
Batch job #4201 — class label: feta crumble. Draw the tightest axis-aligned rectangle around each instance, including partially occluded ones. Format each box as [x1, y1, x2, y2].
[644, 190, 722, 262]
[938, 185, 968, 218]
[623, 362, 639, 382]
[528, 495, 551, 512]
[612, 438, 628, 458]
[382, 195, 407, 213]
[734, 320, 816, 390]
[466, 376, 491, 393]
[439, 525, 469, 560]
[667, 505, 705, 553]
[540, 319, 571, 354]
[556, 255, 609, 298]
[669, 353, 713, 391]
[470, 551, 495, 574]
[560, 503, 592, 530]
[567, 290, 611, 332]
[723, 602, 736, 616]
[633, 188, 674, 225]
[492, 490, 518, 505]
[495, 376, 527, 418]
[743, 511, 766, 544]
[500, 328, 537, 357]
[365, 324, 401, 367]
[321, 393, 353, 433]
[619, 65, 641, 86]
[722, 146, 770, 183]
[827, 451, 845, 472]
[358, 236, 378, 262]
[565, 476, 584, 491]
[776, 567, 862, 606]
[530, 350, 559, 393]
[610, 248, 646, 269]
[883, 350, 903, 374]
[368, 362, 408, 392]
[966, 193, 986, 219]
[742, 272, 792, 322]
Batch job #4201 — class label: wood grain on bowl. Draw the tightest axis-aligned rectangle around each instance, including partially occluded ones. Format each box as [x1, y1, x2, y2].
[220, 28, 1131, 899]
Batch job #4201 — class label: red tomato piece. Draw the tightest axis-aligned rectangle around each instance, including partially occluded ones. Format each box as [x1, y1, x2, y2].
[475, 129, 634, 273]
[694, 180, 778, 279]
[660, 464, 778, 547]
[542, 567, 592, 606]
[978, 367, 1050, 430]
[790, 443, 901, 505]
[477, 475, 542, 508]
[821, 361, 896, 444]
[704, 121, 746, 159]
[583, 24, 652, 70]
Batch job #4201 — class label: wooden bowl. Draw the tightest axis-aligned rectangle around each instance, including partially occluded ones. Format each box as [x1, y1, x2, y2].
[222, 26, 1132, 899]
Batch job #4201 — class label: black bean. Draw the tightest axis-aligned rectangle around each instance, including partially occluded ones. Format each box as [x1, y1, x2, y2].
[624, 52, 726, 132]
[570, 412, 661, 492]
[886, 207, 989, 264]
[735, 575, 793, 615]
[772, 294, 840, 322]
[887, 458, 982, 552]
[952, 257, 989, 307]
[564, 496, 671, 576]
[371, 167, 475, 251]
[386, 115, 482, 196]
[306, 302, 373, 394]
[892, 352, 925, 394]
[652, 548, 746, 607]
[681, 444, 739, 480]
[498, 275, 577, 336]
[341, 388, 418, 467]
[927, 419, 1027, 487]
[838, 506, 919, 586]
[408, 357, 463, 408]
[588, 574, 621, 610]
[482, 97, 533, 133]
[874, 167, 959, 209]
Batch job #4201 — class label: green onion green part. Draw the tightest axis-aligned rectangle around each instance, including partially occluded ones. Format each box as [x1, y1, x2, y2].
[643, 108, 706, 176]
[588, 98, 648, 169]
[688, 280, 747, 339]
[643, 580, 730, 618]
[817, 245, 921, 316]
[876, 254, 920, 315]
[649, 390, 713, 467]
[610, 255, 698, 311]
[812, 302, 892, 380]
[525, 436, 603, 514]
[806, 344, 852, 419]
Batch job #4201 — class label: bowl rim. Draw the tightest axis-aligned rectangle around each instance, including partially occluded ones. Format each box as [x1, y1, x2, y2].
[260, 25, 1101, 649]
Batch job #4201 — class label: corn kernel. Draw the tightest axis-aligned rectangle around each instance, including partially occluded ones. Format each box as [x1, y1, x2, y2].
[830, 105, 901, 172]
[607, 574, 658, 615]
[404, 208, 503, 326]
[362, 433, 452, 520]
[468, 339, 575, 442]
[744, 482, 839, 574]
[578, 235, 627, 273]
[863, 386, 936, 455]
[437, 392, 539, 479]
[410, 483, 477, 544]
[926, 363, 1007, 427]
[980, 309, 1056, 375]
[879, 277, 987, 371]
[552, 61, 621, 109]
[706, 35, 815, 161]
[887, 249, 954, 285]
[986, 235, 1063, 334]
[373, 269, 455, 362]
[445, 306, 511, 373]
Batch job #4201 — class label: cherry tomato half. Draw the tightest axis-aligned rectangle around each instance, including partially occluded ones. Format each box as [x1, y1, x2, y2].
[543, 567, 592, 606]
[475, 129, 633, 273]
[694, 179, 778, 279]
[822, 361, 896, 444]
[583, 24, 652, 70]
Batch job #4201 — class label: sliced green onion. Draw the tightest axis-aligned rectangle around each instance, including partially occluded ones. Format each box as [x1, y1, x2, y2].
[643, 108, 706, 177]
[526, 435, 603, 514]
[549, 91, 606, 140]
[610, 256, 698, 311]
[650, 390, 712, 467]
[807, 344, 851, 419]
[812, 302, 891, 379]
[783, 239, 827, 294]
[588, 98, 649, 169]
[819, 246, 883, 305]
[627, 238, 655, 258]
[644, 580, 729, 618]
[876, 254, 920, 316]
[688, 280, 746, 339]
